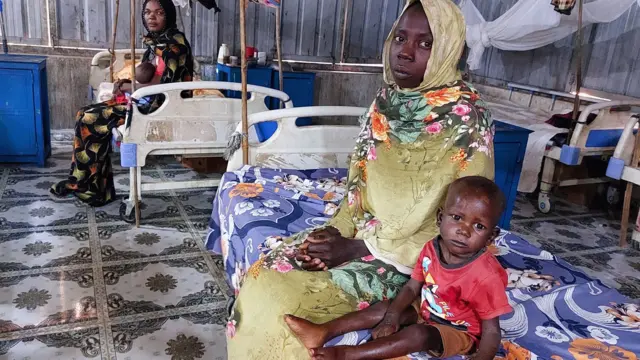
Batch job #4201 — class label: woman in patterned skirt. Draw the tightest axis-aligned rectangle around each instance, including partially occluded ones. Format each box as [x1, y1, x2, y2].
[51, 0, 194, 206]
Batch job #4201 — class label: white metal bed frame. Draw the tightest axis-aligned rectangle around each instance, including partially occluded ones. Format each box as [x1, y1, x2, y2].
[119, 81, 292, 220]
[226, 106, 366, 171]
[502, 84, 638, 213]
[537, 101, 640, 212]
[605, 111, 640, 248]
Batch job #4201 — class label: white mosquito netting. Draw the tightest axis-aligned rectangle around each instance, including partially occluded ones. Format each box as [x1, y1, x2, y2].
[460, 0, 640, 70]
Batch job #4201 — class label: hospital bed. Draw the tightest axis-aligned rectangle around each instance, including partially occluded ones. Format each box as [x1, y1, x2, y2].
[88, 49, 293, 222]
[487, 83, 638, 213]
[215, 107, 640, 359]
[604, 110, 640, 249]
[226, 106, 364, 171]
[119, 81, 291, 221]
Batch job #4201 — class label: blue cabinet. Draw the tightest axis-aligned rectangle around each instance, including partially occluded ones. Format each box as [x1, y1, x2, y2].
[0, 55, 50, 167]
[215, 65, 272, 100]
[216, 64, 315, 142]
[494, 121, 531, 229]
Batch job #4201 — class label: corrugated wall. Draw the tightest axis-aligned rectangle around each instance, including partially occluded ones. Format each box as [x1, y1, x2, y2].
[3, 0, 46, 44]
[3, 0, 640, 96]
[581, 4, 640, 97]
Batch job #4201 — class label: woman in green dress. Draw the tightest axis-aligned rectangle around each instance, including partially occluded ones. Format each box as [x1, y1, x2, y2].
[227, 0, 495, 358]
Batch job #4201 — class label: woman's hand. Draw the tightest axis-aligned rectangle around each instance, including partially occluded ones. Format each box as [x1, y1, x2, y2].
[295, 227, 370, 271]
[372, 313, 401, 339]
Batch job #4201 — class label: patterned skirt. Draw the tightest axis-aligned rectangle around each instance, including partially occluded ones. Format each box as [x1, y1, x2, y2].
[227, 232, 409, 359]
[51, 100, 128, 207]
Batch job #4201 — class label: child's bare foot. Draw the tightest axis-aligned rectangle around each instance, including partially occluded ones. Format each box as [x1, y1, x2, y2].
[310, 347, 346, 360]
[283, 314, 328, 350]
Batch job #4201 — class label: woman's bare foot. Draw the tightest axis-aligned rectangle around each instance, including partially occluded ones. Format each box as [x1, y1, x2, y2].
[310, 347, 347, 360]
[284, 314, 329, 350]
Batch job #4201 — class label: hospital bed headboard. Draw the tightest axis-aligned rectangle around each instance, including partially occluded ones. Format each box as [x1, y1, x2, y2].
[227, 106, 367, 171]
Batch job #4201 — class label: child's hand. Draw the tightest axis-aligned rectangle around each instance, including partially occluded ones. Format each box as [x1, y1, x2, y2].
[372, 314, 400, 339]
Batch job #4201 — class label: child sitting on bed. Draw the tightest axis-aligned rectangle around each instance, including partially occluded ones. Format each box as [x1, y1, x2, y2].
[284, 176, 512, 360]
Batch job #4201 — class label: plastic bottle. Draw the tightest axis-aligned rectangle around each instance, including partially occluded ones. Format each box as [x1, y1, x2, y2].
[217, 44, 230, 64]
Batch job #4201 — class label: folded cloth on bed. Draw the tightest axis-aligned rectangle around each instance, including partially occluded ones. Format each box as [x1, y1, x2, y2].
[207, 166, 640, 359]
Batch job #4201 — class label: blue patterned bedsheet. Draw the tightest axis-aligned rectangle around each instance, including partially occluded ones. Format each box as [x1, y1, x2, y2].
[206, 166, 640, 360]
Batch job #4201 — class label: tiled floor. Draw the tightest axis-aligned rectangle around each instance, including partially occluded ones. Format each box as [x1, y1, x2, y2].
[1, 148, 640, 359]
[0, 148, 227, 360]
[510, 195, 640, 299]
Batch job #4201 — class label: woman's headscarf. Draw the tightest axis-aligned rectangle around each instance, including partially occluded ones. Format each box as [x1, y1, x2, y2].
[327, 0, 494, 271]
[382, 0, 466, 92]
[142, 0, 178, 35]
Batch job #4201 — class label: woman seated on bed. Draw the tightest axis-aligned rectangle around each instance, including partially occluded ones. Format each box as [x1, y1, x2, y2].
[225, 0, 495, 358]
[50, 0, 194, 206]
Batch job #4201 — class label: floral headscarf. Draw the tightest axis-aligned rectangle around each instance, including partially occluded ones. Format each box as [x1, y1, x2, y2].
[334, 0, 494, 258]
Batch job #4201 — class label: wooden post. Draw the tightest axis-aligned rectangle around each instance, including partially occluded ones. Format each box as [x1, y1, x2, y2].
[276, 4, 284, 108]
[339, 0, 349, 63]
[109, 0, 120, 82]
[130, 0, 140, 227]
[620, 128, 640, 247]
[240, 0, 249, 165]
[565, 0, 584, 144]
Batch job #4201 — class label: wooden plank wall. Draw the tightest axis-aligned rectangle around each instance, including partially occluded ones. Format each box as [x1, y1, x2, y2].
[3, 0, 640, 96]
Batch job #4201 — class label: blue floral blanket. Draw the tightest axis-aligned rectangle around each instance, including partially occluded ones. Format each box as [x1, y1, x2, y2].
[206, 166, 640, 360]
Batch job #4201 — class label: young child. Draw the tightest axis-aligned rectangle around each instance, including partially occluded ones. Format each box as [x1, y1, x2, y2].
[284, 176, 512, 360]
[135, 61, 157, 84]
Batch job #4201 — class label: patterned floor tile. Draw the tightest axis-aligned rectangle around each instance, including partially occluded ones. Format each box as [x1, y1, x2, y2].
[160, 169, 222, 183]
[97, 224, 201, 261]
[94, 194, 183, 224]
[113, 172, 164, 196]
[0, 269, 96, 331]
[111, 317, 226, 360]
[210, 255, 225, 274]
[582, 251, 640, 279]
[0, 199, 88, 229]
[4, 155, 73, 176]
[516, 218, 616, 249]
[612, 276, 640, 299]
[2, 175, 66, 199]
[510, 196, 560, 221]
[0, 228, 91, 270]
[104, 258, 225, 318]
[173, 190, 217, 218]
[558, 256, 612, 284]
[0, 327, 102, 359]
[551, 198, 592, 217]
[566, 215, 633, 238]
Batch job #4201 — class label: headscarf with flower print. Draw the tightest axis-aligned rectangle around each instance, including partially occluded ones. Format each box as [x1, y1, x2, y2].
[372, 0, 476, 144]
[338, 0, 494, 252]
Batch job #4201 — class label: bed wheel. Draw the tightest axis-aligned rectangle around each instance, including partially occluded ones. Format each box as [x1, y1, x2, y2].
[606, 185, 620, 207]
[538, 193, 552, 214]
[119, 201, 140, 224]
